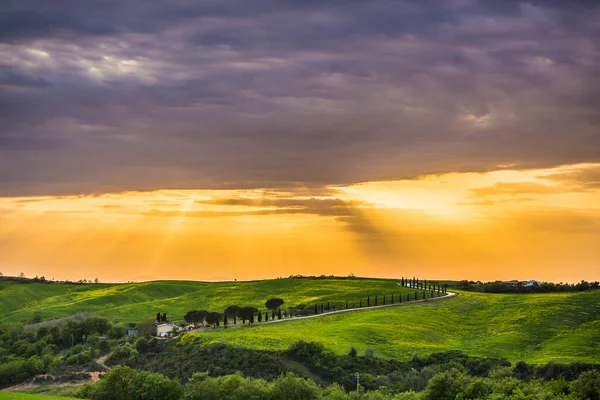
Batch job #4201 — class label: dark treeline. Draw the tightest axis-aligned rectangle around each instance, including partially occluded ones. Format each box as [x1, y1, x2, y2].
[0, 275, 101, 285]
[454, 280, 600, 293]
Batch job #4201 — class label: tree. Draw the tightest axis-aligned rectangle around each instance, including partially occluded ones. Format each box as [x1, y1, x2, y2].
[277, 308, 282, 320]
[162, 313, 167, 323]
[314, 304, 318, 314]
[375, 296, 378, 305]
[391, 294, 394, 303]
[571, 370, 600, 400]
[134, 337, 150, 353]
[184, 310, 207, 326]
[128, 371, 183, 400]
[93, 366, 137, 400]
[265, 298, 285, 311]
[137, 319, 157, 337]
[94, 277, 99, 284]
[225, 305, 240, 318]
[19, 272, 25, 278]
[422, 368, 469, 400]
[205, 312, 222, 327]
[238, 307, 258, 324]
[265, 312, 269, 322]
[83, 316, 111, 335]
[223, 314, 228, 326]
[156, 313, 161, 323]
[368, 296, 370, 306]
[345, 300, 348, 309]
[257, 311, 263, 322]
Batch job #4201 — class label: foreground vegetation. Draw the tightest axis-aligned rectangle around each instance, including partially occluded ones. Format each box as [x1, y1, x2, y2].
[74, 362, 600, 400]
[0, 277, 415, 324]
[195, 290, 600, 364]
[0, 394, 78, 400]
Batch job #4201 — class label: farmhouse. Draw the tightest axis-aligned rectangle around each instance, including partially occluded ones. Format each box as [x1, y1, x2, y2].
[156, 323, 178, 337]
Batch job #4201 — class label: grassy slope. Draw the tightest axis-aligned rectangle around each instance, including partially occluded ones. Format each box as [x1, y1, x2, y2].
[193, 290, 600, 364]
[0, 278, 415, 323]
[0, 394, 78, 400]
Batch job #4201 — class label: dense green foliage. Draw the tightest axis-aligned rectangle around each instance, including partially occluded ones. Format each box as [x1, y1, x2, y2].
[0, 316, 120, 388]
[0, 278, 415, 323]
[75, 340, 600, 399]
[195, 290, 600, 363]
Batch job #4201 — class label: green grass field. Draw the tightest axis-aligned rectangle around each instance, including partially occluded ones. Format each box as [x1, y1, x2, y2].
[0, 278, 415, 323]
[0, 394, 77, 400]
[193, 290, 600, 364]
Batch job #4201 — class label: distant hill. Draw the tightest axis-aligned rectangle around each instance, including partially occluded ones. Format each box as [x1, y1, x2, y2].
[0, 277, 415, 324]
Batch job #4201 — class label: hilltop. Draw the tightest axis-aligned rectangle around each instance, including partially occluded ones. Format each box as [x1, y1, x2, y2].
[0, 277, 415, 324]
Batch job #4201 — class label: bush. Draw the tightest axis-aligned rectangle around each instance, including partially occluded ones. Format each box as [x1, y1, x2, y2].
[270, 373, 322, 400]
[571, 370, 600, 400]
[129, 370, 183, 400]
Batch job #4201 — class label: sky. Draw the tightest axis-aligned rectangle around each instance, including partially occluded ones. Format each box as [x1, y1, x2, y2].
[1, 0, 599, 282]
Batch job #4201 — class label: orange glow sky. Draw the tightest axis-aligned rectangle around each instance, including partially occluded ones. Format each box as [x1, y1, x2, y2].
[1, 163, 598, 283]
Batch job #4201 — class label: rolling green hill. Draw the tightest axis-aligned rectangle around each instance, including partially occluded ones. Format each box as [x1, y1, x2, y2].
[193, 290, 600, 364]
[0, 278, 414, 323]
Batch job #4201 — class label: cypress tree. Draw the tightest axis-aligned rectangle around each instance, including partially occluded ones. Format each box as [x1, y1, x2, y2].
[424, 279, 427, 289]
[314, 304, 318, 314]
[278, 309, 282, 319]
[375, 295, 378, 305]
[367, 296, 370, 306]
[391, 294, 394, 303]
[431, 290, 434, 298]
[402, 277, 404, 286]
[414, 291, 417, 300]
[265, 312, 269, 322]
[383, 295, 386, 305]
[258, 311, 262, 322]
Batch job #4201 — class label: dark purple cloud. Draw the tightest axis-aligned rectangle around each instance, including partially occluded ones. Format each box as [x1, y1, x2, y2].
[1, 0, 599, 195]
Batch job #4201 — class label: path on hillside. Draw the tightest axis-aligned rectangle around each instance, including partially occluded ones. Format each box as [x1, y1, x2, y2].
[186, 286, 456, 333]
[258, 287, 456, 325]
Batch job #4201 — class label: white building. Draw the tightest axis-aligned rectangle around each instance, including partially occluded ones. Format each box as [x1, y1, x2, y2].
[156, 323, 177, 337]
